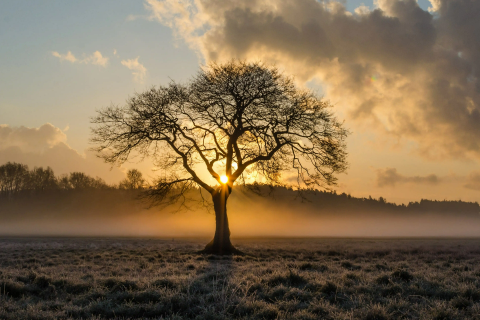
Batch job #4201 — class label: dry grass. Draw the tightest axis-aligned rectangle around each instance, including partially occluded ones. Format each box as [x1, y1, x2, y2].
[1, 237, 480, 319]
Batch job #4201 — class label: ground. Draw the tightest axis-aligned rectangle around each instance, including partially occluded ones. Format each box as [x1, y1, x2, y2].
[1, 238, 480, 320]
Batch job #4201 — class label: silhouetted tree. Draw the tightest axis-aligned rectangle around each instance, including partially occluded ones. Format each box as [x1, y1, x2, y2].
[91, 61, 348, 254]
[67, 172, 108, 190]
[29, 167, 57, 192]
[57, 174, 72, 190]
[119, 169, 146, 190]
[0, 162, 29, 197]
[68, 172, 93, 190]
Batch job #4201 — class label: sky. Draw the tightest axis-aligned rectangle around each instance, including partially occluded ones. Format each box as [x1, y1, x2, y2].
[1, 0, 480, 204]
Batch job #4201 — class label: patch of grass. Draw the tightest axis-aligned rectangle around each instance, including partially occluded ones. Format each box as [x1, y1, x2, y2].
[359, 305, 390, 320]
[376, 274, 391, 285]
[101, 278, 138, 292]
[451, 297, 471, 310]
[375, 263, 390, 271]
[320, 281, 337, 295]
[381, 284, 403, 297]
[266, 270, 307, 288]
[391, 269, 413, 282]
[299, 262, 315, 270]
[152, 278, 177, 289]
[0, 281, 25, 298]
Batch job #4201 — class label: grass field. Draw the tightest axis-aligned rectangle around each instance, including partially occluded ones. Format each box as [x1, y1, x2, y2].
[1, 237, 480, 319]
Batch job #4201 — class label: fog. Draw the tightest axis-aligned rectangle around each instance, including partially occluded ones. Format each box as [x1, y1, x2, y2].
[1, 187, 479, 238]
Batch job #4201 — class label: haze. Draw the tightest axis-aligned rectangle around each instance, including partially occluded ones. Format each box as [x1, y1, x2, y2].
[1, 186, 479, 238]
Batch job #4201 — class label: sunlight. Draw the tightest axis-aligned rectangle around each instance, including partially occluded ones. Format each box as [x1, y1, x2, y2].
[220, 175, 228, 184]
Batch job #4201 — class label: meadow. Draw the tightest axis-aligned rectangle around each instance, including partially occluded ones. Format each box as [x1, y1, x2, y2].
[1, 237, 480, 320]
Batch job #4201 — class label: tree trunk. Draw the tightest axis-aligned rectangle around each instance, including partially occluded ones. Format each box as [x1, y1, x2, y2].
[201, 185, 242, 255]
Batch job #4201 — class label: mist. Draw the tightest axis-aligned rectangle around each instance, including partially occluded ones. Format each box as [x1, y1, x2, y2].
[1, 187, 479, 238]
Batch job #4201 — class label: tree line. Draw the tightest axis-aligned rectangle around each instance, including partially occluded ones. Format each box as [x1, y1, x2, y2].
[1, 161, 478, 215]
[313, 188, 479, 213]
[0, 162, 145, 198]
[251, 185, 480, 216]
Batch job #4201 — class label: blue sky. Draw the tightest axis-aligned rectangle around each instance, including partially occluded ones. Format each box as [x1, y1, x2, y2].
[1, 0, 198, 152]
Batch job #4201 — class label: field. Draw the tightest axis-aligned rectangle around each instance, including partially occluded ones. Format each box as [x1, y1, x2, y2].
[1, 238, 480, 319]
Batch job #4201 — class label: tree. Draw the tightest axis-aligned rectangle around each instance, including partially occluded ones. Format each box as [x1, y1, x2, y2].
[91, 61, 348, 254]
[119, 169, 146, 190]
[0, 162, 29, 197]
[67, 172, 108, 190]
[29, 167, 57, 193]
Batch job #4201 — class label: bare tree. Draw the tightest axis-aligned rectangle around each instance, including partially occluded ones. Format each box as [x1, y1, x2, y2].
[68, 172, 108, 190]
[30, 167, 57, 193]
[119, 169, 146, 190]
[0, 162, 29, 197]
[91, 61, 348, 254]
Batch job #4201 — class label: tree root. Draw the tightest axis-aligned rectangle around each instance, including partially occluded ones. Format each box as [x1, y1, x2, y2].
[198, 240, 244, 255]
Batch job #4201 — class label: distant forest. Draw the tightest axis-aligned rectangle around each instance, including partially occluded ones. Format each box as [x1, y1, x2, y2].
[0, 161, 479, 216]
[0, 162, 145, 195]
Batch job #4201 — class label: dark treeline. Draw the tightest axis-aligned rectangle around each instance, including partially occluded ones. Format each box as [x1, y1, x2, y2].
[0, 162, 479, 217]
[305, 188, 480, 215]
[0, 162, 145, 198]
[247, 183, 480, 217]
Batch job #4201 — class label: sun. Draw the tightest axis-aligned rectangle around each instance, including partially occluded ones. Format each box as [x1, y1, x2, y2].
[220, 175, 228, 184]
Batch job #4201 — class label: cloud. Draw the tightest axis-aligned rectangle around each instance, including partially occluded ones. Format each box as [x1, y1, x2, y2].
[0, 123, 67, 153]
[121, 57, 147, 83]
[0, 124, 124, 183]
[354, 4, 370, 16]
[376, 168, 440, 187]
[465, 172, 480, 191]
[146, 0, 480, 161]
[52, 50, 109, 67]
[52, 51, 77, 63]
[377, 167, 480, 191]
[144, 0, 205, 45]
[428, 0, 442, 13]
[126, 14, 151, 21]
[83, 51, 109, 67]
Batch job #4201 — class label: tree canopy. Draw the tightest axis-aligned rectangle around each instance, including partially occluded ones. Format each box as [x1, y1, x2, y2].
[119, 169, 146, 190]
[91, 61, 348, 202]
